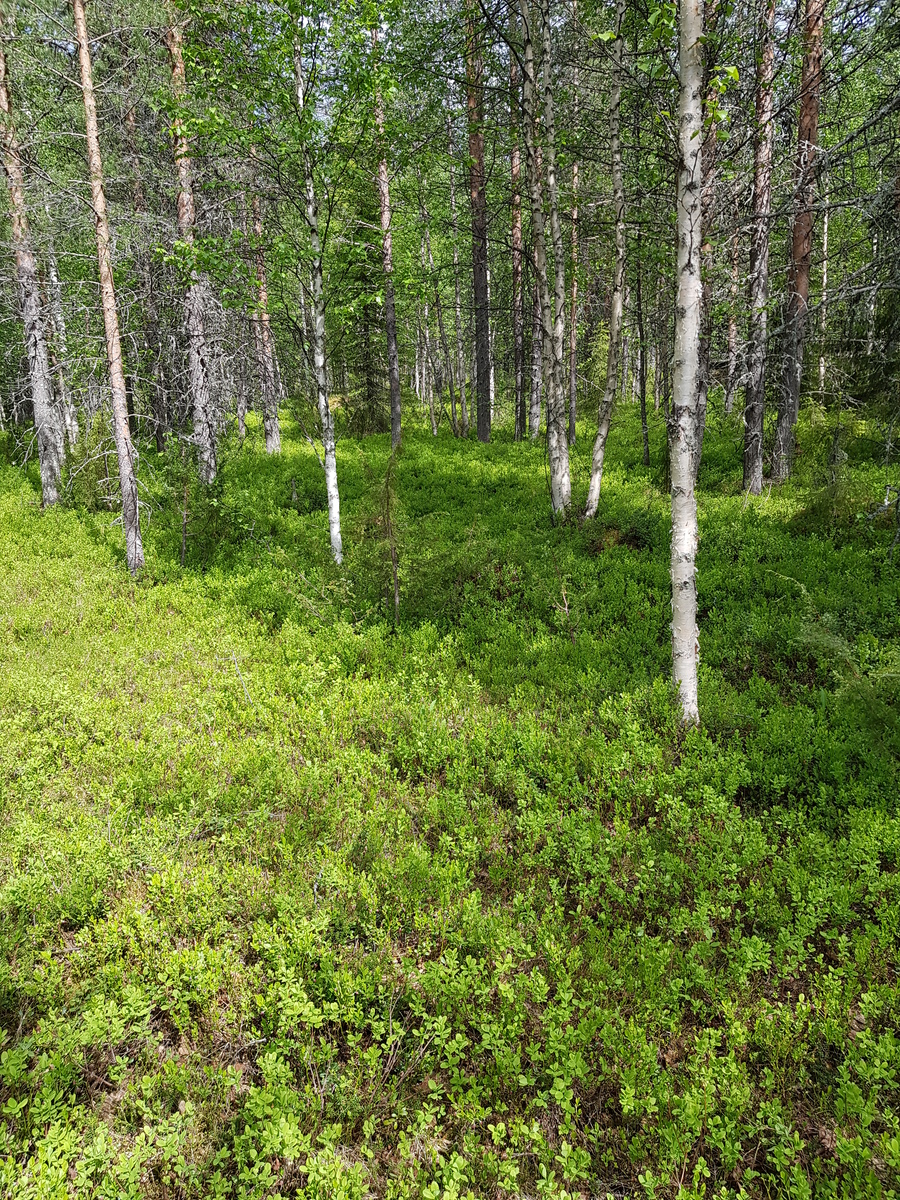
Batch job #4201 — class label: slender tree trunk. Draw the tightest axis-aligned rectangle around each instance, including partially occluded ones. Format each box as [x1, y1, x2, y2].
[694, 0, 721, 482]
[73, 0, 144, 572]
[568, 153, 579, 446]
[0, 24, 63, 505]
[539, 0, 572, 509]
[465, 0, 490, 441]
[520, 0, 570, 512]
[724, 230, 739, 415]
[250, 191, 282, 454]
[818, 182, 828, 395]
[125, 106, 168, 452]
[448, 120, 469, 436]
[636, 260, 650, 467]
[373, 31, 402, 451]
[529, 279, 542, 438]
[45, 240, 78, 446]
[743, 0, 776, 493]
[295, 48, 342, 564]
[670, 0, 704, 725]
[422, 197, 458, 434]
[166, 20, 217, 484]
[510, 14, 525, 441]
[773, 0, 826, 482]
[585, 0, 626, 517]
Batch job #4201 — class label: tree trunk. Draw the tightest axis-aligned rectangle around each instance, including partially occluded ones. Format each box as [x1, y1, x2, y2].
[373, 31, 402, 451]
[295, 48, 342, 564]
[465, 0, 491, 442]
[670, 0, 704, 725]
[250, 190, 282, 454]
[422, 195, 458, 435]
[585, 0, 626, 518]
[743, 0, 776, 493]
[724, 231, 739, 415]
[448, 119, 469, 436]
[520, 0, 570, 513]
[773, 0, 826, 482]
[510, 14, 525, 441]
[166, 20, 217, 484]
[818, 182, 828, 395]
[73, 0, 144, 572]
[124, 106, 168, 452]
[636, 259, 650, 467]
[529, 280, 541, 439]
[0, 23, 63, 506]
[45, 239, 78, 446]
[568, 154, 579, 446]
[539, 0, 572, 509]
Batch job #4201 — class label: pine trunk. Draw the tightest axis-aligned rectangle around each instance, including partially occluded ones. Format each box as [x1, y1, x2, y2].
[448, 121, 469, 436]
[73, 0, 144, 572]
[510, 14, 525, 441]
[743, 0, 776, 493]
[773, 0, 826, 482]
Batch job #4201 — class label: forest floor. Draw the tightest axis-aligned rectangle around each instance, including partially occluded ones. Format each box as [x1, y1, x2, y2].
[1, 403, 900, 1199]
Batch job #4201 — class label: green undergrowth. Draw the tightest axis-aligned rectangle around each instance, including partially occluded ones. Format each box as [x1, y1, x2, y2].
[1, 405, 899, 1198]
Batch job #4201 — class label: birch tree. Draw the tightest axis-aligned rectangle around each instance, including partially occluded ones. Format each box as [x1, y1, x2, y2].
[584, 0, 626, 518]
[294, 45, 342, 564]
[670, 0, 704, 725]
[372, 29, 402, 451]
[464, 0, 491, 442]
[166, 19, 217, 484]
[0, 18, 63, 506]
[72, 0, 144, 573]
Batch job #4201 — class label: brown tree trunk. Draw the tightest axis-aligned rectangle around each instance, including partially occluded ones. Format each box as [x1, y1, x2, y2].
[73, 0, 144, 572]
[373, 30, 402, 451]
[0, 22, 63, 505]
[773, 0, 826, 482]
[510, 13, 525, 441]
[166, 19, 217, 484]
[743, 0, 776, 493]
[250, 190, 282, 454]
[465, 0, 490, 442]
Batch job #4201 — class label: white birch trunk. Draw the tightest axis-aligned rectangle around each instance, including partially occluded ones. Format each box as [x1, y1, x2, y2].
[166, 21, 217, 484]
[295, 48, 342, 564]
[448, 126, 469, 436]
[584, 0, 626, 518]
[670, 0, 704, 725]
[529, 282, 542, 439]
[45, 239, 78, 445]
[0, 25, 63, 505]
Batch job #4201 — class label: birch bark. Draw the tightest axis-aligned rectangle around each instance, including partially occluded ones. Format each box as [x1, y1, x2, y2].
[584, 0, 626, 518]
[295, 47, 342, 564]
[0, 22, 63, 505]
[670, 0, 704, 725]
[166, 20, 217, 483]
[250, 189, 282, 454]
[73, 0, 144, 572]
[373, 30, 402, 451]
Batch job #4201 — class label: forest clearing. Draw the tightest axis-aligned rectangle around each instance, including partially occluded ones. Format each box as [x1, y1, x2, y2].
[0, 0, 899, 1196]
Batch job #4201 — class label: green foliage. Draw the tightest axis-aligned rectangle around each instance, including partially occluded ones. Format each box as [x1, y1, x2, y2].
[1, 409, 899, 1198]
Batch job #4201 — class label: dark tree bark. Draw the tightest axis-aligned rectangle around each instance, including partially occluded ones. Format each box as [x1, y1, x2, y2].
[465, 0, 491, 442]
